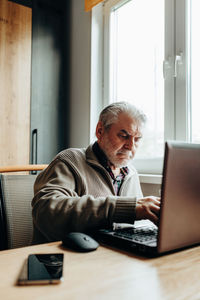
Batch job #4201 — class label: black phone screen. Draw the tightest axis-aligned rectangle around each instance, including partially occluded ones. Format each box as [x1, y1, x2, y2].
[18, 253, 64, 285]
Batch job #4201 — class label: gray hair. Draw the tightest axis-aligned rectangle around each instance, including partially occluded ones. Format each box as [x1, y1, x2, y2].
[99, 101, 146, 130]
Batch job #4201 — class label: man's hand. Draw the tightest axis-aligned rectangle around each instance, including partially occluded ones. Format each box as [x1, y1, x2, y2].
[135, 196, 160, 225]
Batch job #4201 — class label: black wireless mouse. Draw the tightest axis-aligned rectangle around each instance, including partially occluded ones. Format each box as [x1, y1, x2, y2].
[62, 232, 99, 252]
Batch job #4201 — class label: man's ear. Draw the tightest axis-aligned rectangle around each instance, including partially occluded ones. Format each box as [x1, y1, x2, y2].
[96, 121, 104, 140]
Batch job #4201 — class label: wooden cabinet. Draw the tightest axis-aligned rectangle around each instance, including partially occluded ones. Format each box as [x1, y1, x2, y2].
[0, 0, 32, 166]
[0, 0, 69, 167]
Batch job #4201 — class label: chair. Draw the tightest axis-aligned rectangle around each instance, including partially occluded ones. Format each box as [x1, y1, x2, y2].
[0, 165, 47, 250]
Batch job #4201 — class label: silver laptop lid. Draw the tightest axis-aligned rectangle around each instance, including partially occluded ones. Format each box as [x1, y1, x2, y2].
[157, 141, 200, 253]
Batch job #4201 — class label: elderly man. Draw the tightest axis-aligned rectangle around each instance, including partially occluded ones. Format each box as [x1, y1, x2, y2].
[32, 102, 160, 244]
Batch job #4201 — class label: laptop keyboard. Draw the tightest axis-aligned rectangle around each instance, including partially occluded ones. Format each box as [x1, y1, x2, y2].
[113, 226, 158, 243]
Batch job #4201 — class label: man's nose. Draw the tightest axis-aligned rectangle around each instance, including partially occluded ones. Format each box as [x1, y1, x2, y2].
[124, 137, 135, 150]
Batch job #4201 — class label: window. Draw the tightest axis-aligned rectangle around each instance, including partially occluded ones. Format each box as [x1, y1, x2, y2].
[190, 0, 200, 143]
[91, 0, 200, 174]
[104, 0, 164, 174]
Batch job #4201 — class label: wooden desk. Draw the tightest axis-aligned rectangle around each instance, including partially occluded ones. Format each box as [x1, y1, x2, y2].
[1, 242, 200, 300]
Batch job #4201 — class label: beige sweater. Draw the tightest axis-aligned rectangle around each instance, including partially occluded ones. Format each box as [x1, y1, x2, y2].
[32, 144, 143, 244]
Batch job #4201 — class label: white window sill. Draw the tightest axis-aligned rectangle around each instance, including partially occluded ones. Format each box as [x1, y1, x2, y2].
[139, 174, 162, 184]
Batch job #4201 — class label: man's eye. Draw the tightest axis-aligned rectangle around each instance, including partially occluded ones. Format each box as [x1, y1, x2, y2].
[119, 133, 128, 139]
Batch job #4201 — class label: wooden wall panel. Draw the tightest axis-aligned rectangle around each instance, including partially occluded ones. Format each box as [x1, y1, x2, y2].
[0, 0, 32, 166]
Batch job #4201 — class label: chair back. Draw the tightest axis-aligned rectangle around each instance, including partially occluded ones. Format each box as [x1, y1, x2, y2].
[0, 174, 37, 250]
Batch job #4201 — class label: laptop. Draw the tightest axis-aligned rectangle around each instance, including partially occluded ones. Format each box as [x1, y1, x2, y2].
[96, 141, 200, 256]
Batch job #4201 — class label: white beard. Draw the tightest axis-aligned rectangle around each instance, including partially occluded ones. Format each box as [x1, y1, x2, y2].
[101, 136, 134, 168]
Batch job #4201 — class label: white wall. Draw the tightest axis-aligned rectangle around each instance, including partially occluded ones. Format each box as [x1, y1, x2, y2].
[69, 0, 91, 148]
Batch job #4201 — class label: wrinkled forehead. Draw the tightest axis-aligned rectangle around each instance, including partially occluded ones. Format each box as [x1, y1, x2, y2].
[111, 112, 144, 135]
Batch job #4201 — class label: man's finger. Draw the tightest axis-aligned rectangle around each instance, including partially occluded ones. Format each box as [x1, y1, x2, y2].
[148, 211, 159, 225]
[151, 204, 160, 213]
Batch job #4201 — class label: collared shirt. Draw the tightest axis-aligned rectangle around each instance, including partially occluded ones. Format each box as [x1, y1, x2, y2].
[92, 142, 129, 195]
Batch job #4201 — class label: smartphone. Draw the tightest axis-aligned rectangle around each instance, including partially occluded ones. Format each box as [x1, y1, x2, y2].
[17, 253, 64, 285]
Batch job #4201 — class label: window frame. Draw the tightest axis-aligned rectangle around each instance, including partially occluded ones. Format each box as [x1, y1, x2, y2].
[90, 0, 191, 174]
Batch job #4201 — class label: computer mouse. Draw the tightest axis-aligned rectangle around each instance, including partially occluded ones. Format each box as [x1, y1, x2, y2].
[62, 232, 99, 252]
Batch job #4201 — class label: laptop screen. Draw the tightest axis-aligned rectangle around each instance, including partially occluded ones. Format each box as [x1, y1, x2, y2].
[157, 141, 200, 253]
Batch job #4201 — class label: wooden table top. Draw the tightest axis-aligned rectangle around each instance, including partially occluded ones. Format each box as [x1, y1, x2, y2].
[0, 241, 200, 300]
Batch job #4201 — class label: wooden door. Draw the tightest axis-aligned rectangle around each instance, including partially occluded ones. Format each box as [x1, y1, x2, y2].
[0, 0, 32, 166]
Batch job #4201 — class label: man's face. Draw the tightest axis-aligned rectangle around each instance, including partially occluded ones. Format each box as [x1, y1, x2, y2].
[96, 112, 143, 168]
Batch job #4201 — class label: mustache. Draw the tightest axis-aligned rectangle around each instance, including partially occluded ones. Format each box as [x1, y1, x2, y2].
[117, 150, 132, 156]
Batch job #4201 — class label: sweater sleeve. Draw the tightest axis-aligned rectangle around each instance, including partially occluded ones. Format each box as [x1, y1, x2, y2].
[32, 159, 137, 242]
